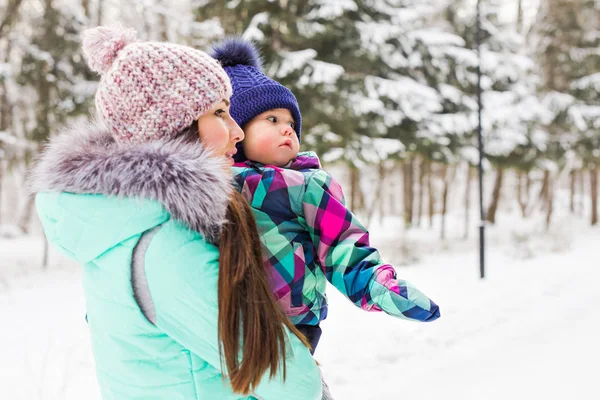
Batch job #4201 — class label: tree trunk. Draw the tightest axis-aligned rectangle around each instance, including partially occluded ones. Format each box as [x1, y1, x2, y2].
[158, 0, 169, 41]
[525, 172, 531, 216]
[486, 167, 504, 224]
[81, 0, 90, 18]
[349, 165, 359, 211]
[440, 164, 455, 240]
[356, 173, 365, 212]
[17, 194, 35, 234]
[578, 168, 585, 216]
[349, 165, 365, 213]
[464, 164, 473, 240]
[0, 162, 3, 225]
[517, 170, 524, 217]
[388, 162, 399, 215]
[428, 162, 435, 229]
[417, 157, 426, 227]
[545, 174, 554, 230]
[0, 64, 11, 133]
[517, 0, 523, 34]
[403, 157, 414, 228]
[0, 0, 25, 39]
[591, 168, 598, 226]
[517, 170, 531, 218]
[378, 163, 387, 226]
[42, 235, 49, 268]
[97, 0, 103, 24]
[30, 0, 54, 148]
[570, 169, 576, 214]
[366, 162, 386, 228]
[539, 170, 550, 211]
[0, 38, 12, 227]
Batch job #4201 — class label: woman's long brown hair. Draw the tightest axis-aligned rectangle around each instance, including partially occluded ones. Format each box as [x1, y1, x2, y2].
[219, 191, 310, 394]
[177, 121, 310, 395]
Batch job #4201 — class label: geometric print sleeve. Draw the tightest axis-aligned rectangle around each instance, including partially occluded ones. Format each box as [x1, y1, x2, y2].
[301, 170, 440, 322]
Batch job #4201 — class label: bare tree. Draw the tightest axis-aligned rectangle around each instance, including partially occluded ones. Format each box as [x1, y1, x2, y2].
[545, 175, 554, 229]
[17, 194, 35, 233]
[417, 157, 426, 227]
[348, 165, 365, 213]
[157, 0, 169, 41]
[97, 0, 103, 25]
[0, 3, 20, 227]
[517, 170, 532, 217]
[428, 162, 435, 229]
[440, 164, 456, 240]
[82, 0, 90, 18]
[403, 157, 414, 227]
[0, 0, 24, 39]
[0, 42, 11, 226]
[377, 162, 388, 226]
[591, 168, 598, 226]
[365, 162, 387, 228]
[387, 162, 399, 215]
[486, 167, 504, 224]
[578, 167, 585, 216]
[569, 169, 576, 213]
[538, 170, 550, 211]
[517, 0, 524, 34]
[464, 163, 473, 239]
[18, 0, 58, 233]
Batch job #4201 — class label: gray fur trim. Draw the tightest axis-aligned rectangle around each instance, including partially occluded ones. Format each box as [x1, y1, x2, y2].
[30, 119, 232, 242]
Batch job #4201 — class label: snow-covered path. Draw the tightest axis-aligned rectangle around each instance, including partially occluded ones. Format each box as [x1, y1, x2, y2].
[319, 230, 600, 400]
[1, 228, 598, 399]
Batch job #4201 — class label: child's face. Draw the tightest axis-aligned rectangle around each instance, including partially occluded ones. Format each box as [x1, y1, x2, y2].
[197, 99, 244, 165]
[243, 108, 300, 166]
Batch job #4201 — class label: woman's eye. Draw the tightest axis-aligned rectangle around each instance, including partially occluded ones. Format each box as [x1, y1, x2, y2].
[267, 116, 277, 123]
[215, 109, 226, 118]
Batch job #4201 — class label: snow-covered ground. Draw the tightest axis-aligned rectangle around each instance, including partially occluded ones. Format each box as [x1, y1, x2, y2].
[1, 211, 598, 400]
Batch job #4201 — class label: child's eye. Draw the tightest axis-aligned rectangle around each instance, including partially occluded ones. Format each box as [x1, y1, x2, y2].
[289, 122, 295, 130]
[267, 116, 277, 123]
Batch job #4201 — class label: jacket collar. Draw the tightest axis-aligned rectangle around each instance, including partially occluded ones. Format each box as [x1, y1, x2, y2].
[30, 119, 232, 242]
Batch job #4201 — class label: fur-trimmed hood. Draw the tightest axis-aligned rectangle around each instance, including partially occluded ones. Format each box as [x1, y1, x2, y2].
[31, 120, 232, 244]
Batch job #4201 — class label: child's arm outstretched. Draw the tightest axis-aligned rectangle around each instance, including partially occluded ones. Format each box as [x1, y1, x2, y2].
[301, 169, 440, 322]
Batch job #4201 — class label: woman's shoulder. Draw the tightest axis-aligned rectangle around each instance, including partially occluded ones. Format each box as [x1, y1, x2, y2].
[144, 218, 220, 297]
[31, 119, 232, 244]
[149, 218, 216, 254]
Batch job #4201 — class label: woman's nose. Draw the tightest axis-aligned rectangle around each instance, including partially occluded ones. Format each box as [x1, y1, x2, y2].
[230, 120, 244, 142]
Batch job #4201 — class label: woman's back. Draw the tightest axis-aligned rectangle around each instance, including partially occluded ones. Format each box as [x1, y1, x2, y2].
[33, 124, 322, 400]
[36, 192, 235, 399]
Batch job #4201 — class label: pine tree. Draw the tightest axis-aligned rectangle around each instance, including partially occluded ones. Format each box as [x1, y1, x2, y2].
[14, 0, 96, 231]
[532, 0, 600, 225]
[440, 0, 543, 223]
[194, 0, 445, 164]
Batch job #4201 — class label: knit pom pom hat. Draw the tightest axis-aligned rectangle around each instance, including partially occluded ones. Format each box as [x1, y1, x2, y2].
[82, 26, 232, 144]
[212, 37, 301, 162]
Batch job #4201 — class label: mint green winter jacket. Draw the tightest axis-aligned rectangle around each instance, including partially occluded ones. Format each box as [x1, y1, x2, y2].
[31, 121, 322, 400]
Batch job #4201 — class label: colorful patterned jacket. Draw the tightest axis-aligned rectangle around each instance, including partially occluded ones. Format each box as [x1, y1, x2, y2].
[232, 152, 440, 326]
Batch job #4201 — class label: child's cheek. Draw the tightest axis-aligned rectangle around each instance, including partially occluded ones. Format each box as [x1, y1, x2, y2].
[256, 135, 276, 148]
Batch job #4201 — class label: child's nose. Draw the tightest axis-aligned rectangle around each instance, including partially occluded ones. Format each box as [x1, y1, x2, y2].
[281, 125, 293, 136]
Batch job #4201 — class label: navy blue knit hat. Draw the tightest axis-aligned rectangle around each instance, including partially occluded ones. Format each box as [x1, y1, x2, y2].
[212, 37, 302, 162]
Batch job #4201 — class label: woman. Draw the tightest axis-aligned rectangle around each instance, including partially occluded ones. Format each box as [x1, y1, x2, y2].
[30, 26, 322, 400]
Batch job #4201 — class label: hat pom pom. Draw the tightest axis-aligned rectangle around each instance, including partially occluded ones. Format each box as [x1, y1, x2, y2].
[212, 37, 263, 69]
[82, 26, 138, 74]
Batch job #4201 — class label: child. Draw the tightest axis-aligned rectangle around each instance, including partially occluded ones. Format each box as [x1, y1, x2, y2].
[212, 39, 440, 355]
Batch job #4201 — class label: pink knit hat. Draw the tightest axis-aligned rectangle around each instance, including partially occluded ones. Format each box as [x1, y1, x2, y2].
[81, 26, 232, 144]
